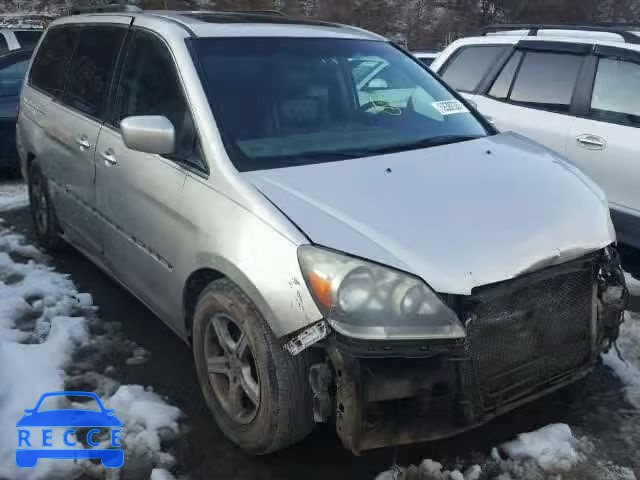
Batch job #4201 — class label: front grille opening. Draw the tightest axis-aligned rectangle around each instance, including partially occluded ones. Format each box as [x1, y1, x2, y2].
[458, 255, 597, 415]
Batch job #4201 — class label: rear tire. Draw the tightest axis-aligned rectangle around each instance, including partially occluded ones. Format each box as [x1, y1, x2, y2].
[27, 161, 63, 251]
[192, 278, 316, 454]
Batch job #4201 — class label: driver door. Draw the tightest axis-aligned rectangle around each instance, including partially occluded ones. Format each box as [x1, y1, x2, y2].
[95, 30, 198, 321]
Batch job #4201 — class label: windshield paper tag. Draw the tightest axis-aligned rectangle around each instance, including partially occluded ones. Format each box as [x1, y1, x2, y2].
[432, 100, 469, 115]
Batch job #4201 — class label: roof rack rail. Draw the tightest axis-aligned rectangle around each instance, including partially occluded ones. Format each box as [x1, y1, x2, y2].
[478, 23, 640, 44]
[189, 9, 285, 16]
[589, 21, 640, 29]
[67, 4, 143, 15]
[235, 10, 285, 15]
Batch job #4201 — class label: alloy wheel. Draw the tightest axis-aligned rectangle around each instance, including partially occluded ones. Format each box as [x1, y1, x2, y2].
[204, 313, 260, 424]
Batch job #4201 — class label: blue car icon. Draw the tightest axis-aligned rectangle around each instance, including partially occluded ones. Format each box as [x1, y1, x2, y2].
[16, 391, 124, 468]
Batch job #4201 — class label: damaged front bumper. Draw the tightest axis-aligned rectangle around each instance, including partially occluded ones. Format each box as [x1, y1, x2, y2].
[315, 248, 627, 454]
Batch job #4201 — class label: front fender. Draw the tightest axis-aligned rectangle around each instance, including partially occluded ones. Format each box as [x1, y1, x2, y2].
[177, 177, 323, 339]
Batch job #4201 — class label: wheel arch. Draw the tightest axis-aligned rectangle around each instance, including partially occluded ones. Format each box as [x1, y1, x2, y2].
[182, 259, 283, 343]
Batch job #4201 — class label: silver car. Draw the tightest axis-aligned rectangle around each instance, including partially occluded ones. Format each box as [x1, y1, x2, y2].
[18, 10, 627, 454]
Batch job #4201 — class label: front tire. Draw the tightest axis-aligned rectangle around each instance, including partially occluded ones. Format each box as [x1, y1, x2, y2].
[192, 278, 316, 454]
[27, 161, 62, 251]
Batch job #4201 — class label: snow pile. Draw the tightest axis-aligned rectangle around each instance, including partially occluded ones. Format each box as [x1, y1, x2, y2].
[0, 225, 183, 479]
[0, 231, 90, 480]
[375, 424, 637, 480]
[376, 460, 481, 480]
[126, 345, 151, 366]
[104, 386, 182, 473]
[150, 468, 178, 480]
[498, 423, 584, 472]
[0, 182, 29, 212]
[624, 272, 640, 297]
[605, 311, 640, 406]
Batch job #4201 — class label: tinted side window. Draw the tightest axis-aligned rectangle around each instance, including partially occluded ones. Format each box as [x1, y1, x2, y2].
[590, 57, 640, 127]
[440, 46, 507, 92]
[488, 50, 523, 99]
[29, 27, 78, 97]
[508, 51, 582, 113]
[65, 26, 125, 117]
[0, 59, 29, 97]
[116, 31, 198, 162]
[14, 31, 43, 48]
[0, 34, 7, 53]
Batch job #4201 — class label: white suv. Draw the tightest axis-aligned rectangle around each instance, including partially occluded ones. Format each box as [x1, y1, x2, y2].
[432, 24, 640, 248]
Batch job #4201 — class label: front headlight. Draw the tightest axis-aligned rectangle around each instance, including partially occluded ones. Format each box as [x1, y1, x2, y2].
[297, 245, 465, 341]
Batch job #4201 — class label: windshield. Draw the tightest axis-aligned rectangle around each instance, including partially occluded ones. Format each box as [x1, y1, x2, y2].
[193, 37, 489, 171]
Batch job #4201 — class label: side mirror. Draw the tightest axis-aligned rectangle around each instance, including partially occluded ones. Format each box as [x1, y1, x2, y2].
[120, 115, 175, 155]
[367, 78, 389, 90]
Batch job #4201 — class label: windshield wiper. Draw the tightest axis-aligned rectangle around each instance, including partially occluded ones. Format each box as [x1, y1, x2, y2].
[279, 150, 369, 164]
[361, 135, 483, 156]
[271, 135, 483, 166]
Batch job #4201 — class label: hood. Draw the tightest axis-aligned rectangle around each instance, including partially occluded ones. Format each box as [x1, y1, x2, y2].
[245, 133, 615, 295]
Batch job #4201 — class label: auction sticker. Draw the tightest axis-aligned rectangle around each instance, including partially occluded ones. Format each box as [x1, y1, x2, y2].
[432, 100, 469, 115]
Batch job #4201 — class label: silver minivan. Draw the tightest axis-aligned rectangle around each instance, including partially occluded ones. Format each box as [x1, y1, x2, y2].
[18, 10, 627, 454]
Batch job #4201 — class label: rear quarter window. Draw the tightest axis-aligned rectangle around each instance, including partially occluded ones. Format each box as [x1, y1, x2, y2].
[590, 57, 640, 126]
[508, 51, 583, 113]
[440, 45, 507, 92]
[14, 30, 43, 48]
[0, 34, 8, 53]
[29, 27, 78, 98]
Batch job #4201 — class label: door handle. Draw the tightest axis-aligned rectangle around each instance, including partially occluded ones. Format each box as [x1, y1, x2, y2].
[100, 148, 117, 166]
[576, 134, 606, 150]
[75, 136, 91, 150]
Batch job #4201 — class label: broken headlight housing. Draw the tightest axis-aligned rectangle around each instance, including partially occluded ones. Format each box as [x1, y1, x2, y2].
[297, 245, 465, 341]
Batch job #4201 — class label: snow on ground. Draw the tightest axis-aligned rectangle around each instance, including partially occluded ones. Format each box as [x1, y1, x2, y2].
[499, 423, 583, 472]
[605, 311, 640, 405]
[375, 423, 637, 480]
[150, 468, 178, 480]
[625, 273, 640, 298]
[0, 218, 184, 479]
[0, 182, 28, 212]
